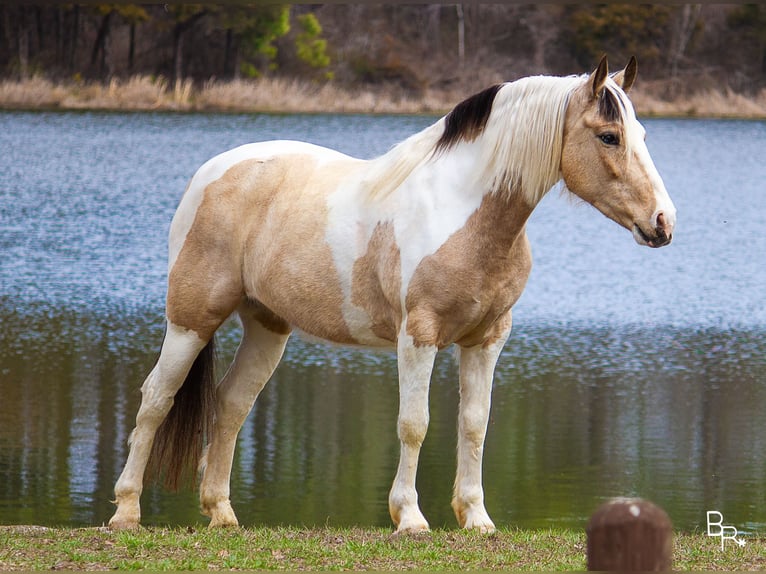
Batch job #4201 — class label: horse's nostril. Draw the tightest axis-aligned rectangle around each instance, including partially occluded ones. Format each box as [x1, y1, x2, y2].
[656, 211, 666, 229]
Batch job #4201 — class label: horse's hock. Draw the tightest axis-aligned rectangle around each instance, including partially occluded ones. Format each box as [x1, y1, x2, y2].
[587, 498, 673, 571]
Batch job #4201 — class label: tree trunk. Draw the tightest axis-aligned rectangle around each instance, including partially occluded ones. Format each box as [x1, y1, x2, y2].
[174, 29, 183, 87]
[56, 6, 64, 72]
[669, 4, 701, 78]
[34, 6, 43, 53]
[68, 5, 79, 73]
[128, 21, 136, 73]
[172, 10, 207, 87]
[455, 4, 465, 69]
[426, 4, 441, 53]
[18, 7, 30, 80]
[2, 6, 13, 56]
[223, 27, 233, 78]
[91, 9, 115, 79]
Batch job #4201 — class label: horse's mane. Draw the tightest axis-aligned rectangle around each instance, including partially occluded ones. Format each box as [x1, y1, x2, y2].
[363, 73, 634, 205]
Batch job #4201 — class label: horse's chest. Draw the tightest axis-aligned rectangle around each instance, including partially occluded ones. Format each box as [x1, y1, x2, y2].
[403, 230, 532, 348]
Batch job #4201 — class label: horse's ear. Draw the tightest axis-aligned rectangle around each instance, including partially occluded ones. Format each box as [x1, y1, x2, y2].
[612, 56, 638, 93]
[590, 55, 609, 99]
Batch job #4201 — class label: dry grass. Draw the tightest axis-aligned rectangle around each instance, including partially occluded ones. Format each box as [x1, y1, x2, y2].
[196, 77, 453, 114]
[631, 85, 766, 118]
[2, 74, 766, 118]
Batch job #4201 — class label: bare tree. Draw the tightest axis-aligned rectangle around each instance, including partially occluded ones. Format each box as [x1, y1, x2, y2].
[668, 4, 702, 78]
[455, 4, 464, 69]
[17, 6, 30, 79]
[91, 7, 116, 78]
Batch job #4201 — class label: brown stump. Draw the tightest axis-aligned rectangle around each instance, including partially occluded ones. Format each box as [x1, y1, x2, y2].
[587, 498, 673, 571]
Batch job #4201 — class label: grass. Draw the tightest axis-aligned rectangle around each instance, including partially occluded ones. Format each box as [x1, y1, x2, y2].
[2, 74, 766, 118]
[0, 525, 763, 571]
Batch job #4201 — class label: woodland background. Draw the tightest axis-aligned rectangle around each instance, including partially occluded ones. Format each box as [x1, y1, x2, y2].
[1, 4, 765, 113]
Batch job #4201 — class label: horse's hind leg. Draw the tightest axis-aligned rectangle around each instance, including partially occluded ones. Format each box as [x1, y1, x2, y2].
[109, 322, 208, 530]
[200, 300, 290, 527]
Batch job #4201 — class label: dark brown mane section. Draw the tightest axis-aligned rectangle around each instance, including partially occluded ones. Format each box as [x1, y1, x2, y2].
[435, 84, 503, 153]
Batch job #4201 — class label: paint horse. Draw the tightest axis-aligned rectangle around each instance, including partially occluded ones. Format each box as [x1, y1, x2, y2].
[109, 56, 675, 533]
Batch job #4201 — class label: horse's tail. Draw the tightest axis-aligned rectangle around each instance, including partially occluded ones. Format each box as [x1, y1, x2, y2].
[147, 336, 217, 491]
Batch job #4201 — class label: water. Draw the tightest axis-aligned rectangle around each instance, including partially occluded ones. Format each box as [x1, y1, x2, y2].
[0, 111, 764, 532]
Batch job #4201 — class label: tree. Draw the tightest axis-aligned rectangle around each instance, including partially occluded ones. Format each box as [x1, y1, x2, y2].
[294, 12, 331, 79]
[166, 5, 208, 85]
[668, 4, 702, 78]
[565, 5, 673, 77]
[214, 5, 290, 79]
[119, 5, 149, 73]
[90, 6, 116, 78]
[727, 4, 766, 81]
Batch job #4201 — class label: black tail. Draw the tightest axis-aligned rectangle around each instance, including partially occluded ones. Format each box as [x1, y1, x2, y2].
[147, 337, 216, 491]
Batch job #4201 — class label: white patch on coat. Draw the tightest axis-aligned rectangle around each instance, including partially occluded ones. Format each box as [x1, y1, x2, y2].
[325, 140, 489, 344]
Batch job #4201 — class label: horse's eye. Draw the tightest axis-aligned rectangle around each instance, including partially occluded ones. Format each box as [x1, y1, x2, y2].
[599, 133, 620, 146]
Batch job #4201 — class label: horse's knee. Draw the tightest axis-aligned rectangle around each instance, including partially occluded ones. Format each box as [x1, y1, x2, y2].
[398, 416, 428, 445]
[459, 406, 489, 445]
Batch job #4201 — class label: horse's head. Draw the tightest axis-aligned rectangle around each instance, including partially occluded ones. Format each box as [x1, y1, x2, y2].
[561, 56, 676, 248]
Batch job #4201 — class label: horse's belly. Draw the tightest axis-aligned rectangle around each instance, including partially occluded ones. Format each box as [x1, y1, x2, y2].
[249, 270, 397, 348]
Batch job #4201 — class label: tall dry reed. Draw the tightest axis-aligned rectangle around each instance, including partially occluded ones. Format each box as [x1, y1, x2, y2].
[1, 75, 765, 118]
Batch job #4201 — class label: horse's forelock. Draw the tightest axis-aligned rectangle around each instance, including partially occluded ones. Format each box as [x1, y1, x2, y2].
[599, 81, 638, 158]
[435, 84, 503, 153]
[597, 86, 624, 123]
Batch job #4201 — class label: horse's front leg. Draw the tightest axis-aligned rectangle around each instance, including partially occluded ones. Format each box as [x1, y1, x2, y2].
[389, 332, 438, 533]
[452, 317, 512, 533]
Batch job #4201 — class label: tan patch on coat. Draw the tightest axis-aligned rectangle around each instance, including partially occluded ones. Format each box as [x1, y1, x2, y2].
[404, 192, 534, 349]
[166, 159, 262, 340]
[167, 155, 359, 343]
[350, 221, 402, 343]
[242, 158, 359, 344]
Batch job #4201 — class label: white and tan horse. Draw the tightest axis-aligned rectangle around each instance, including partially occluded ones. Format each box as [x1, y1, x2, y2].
[109, 56, 675, 532]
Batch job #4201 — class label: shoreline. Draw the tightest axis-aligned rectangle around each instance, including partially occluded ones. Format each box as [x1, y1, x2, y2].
[2, 75, 766, 119]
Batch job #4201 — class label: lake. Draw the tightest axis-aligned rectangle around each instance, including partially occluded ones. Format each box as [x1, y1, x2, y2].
[0, 111, 764, 533]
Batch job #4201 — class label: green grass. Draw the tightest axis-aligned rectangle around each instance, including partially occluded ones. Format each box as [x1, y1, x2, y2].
[0, 525, 763, 571]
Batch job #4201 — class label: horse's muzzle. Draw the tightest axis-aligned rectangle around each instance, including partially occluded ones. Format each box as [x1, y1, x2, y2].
[633, 218, 673, 248]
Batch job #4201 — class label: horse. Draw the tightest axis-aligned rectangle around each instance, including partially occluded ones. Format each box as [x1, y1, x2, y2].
[109, 56, 676, 533]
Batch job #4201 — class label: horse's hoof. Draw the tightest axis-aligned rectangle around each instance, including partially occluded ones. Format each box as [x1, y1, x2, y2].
[203, 500, 240, 528]
[208, 519, 240, 529]
[393, 518, 430, 535]
[108, 518, 140, 531]
[467, 522, 496, 534]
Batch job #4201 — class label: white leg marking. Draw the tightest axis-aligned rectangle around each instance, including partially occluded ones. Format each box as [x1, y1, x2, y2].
[389, 330, 437, 533]
[109, 322, 207, 529]
[200, 315, 289, 527]
[452, 321, 511, 533]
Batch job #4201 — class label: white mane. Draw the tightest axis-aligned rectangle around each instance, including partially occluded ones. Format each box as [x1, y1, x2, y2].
[475, 75, 583, 204]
